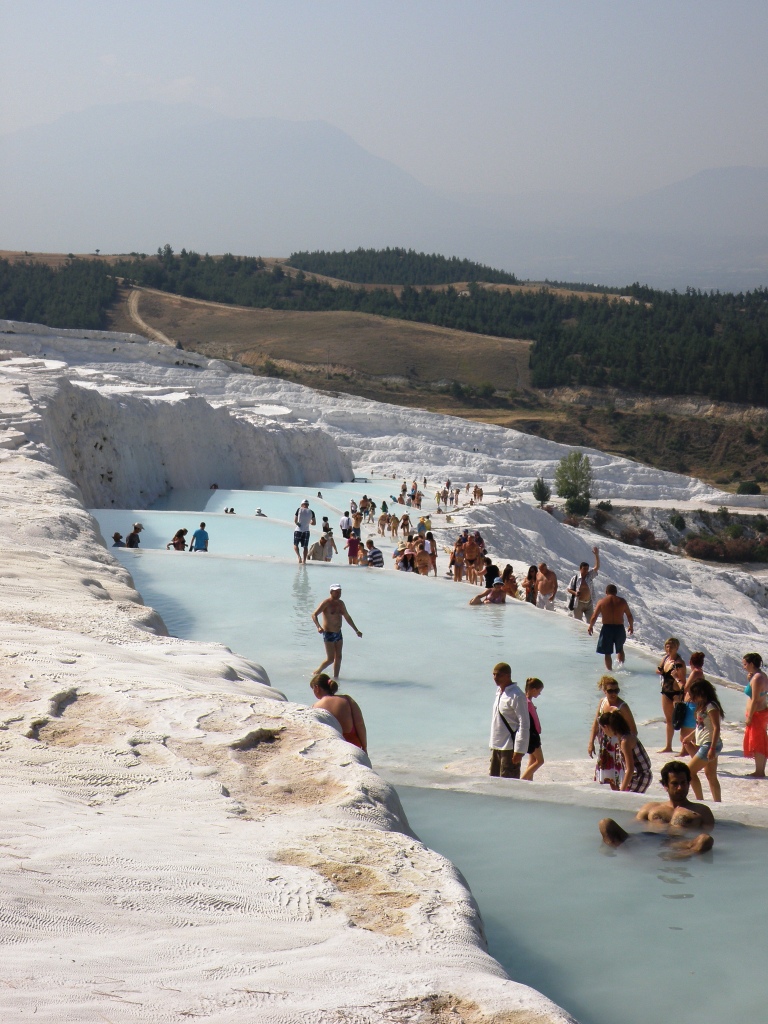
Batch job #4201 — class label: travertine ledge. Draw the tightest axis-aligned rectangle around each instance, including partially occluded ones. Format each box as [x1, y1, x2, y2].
[0, 328, 572, 1022]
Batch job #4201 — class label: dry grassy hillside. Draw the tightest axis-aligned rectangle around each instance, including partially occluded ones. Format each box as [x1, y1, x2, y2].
[4, 250, 766, 488]
[108, 285, 533, 394]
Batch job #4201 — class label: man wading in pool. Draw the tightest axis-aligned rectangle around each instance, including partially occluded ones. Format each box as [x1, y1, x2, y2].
[311, 585, 363, 677]
[599, 761, 714, 857]
[588, 584, 634, 670]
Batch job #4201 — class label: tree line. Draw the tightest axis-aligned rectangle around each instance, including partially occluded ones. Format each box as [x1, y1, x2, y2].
[0, 258, 116, 330]
[286, 247, 518, 285]
[2, 247, 767, 407]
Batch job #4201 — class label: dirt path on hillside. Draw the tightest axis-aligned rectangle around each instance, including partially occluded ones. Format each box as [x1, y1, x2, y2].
[127, 289, 175, 345]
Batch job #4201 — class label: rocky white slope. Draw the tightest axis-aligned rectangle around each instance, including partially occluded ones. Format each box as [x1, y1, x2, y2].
[3, 319, 765, 680]
[0, 323, 572, 1023]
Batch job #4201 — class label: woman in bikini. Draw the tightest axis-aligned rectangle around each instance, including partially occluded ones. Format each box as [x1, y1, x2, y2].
[424, 531, 438, 576]
[523, 565, 538, 604]
[452, 538, 466, 582]
[310, 673, 367, 752]
[588, 676, 638, 789]
[501, 564, 519, 598]
[656, 637, 685, 753]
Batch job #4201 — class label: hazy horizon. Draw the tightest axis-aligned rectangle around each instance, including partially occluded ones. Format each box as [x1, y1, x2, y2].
[1, 1, 767, 289]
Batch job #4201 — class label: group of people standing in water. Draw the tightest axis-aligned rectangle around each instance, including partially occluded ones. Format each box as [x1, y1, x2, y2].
[586, 642, 768, 803]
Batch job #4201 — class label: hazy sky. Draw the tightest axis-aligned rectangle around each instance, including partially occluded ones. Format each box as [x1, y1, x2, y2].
[2, 0, 767, 199]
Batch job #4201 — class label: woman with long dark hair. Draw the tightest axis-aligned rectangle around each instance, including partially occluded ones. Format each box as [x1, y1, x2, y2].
[523, 565, 538, 605]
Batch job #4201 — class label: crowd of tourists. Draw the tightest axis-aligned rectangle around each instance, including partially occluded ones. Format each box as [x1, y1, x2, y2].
[112, 475, 766, 814]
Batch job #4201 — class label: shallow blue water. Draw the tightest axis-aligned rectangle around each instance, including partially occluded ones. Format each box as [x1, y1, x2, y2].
[91, 481, 744, 774]
[90, 480, 760, 1024]
[399, 786, 764, 1024]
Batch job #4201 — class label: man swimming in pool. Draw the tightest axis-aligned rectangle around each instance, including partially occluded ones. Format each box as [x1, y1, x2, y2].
[599, 761, 714, 857]
[311, 584, 363, 677]
[588, 584, 634, 670]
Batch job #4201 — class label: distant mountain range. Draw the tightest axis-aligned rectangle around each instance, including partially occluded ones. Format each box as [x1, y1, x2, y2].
[1, 101, 766, 291]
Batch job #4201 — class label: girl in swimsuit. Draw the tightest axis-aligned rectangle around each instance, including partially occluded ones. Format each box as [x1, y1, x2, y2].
[656, 637, 685, 753]
[598, 711, 652, 793]
[687, 678, 723, 802]
[310, 673, 367, 752]
[521, 678, 545, 781]
[679, 651, 705, 756]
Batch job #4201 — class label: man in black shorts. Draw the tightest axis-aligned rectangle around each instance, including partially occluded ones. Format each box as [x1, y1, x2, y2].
[588, 584, 634, 670]
[293, 499, 316, 564]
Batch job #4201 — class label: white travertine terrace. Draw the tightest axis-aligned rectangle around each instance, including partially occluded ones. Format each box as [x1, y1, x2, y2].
[0, 323, 573, 1023]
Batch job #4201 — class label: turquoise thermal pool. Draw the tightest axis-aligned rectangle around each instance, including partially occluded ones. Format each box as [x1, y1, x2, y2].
[92, 483, 744, 775]
[91, 482, 757, 1024]
[398, 786, 764, 1024]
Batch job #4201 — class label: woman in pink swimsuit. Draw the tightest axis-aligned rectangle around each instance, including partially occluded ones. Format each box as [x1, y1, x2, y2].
[310, 673, 367, 752]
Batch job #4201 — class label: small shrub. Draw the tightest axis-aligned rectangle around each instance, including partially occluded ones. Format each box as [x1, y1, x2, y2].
[720, 537, 757, 561]
[596, 500, 613, 511]
[620, 527, 639, 545]
[565, 494, 591, 516]
[754, 514, 768, 533]
[725, 523, 744, 539]
[638, 528, 658, 549]
[669, 512, 686, 530]
[737, 481, 762, 495]
[717, 506, 730, 522]
[262, 358, 282, 377]
[564, 514, 581, 527]
[592, 508, 608, 528]
[753, 544, 768, 562]
[532, 476, 551, 507]
[685, 537, 721, 560]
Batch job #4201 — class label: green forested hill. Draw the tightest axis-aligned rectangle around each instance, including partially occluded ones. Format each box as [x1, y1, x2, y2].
[2, 247, 767, 407]
[286, 247, 518, 284]
[0, 258, 116, 329]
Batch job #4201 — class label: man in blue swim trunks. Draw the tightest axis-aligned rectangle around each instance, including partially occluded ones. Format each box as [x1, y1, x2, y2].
[311, 584, 363, 677]
[588, 584, 634, 670]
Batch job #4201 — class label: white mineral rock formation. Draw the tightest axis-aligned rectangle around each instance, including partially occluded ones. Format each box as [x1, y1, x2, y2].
[0, 323, 572, 1022]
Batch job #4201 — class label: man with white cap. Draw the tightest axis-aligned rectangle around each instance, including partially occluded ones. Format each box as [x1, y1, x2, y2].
[126, 523, 143, 548]
[311, 584, 363, 677]
[293, 499, 316, 564]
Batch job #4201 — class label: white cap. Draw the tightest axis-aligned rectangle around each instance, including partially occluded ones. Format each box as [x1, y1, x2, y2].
[330, 584, 342, 592]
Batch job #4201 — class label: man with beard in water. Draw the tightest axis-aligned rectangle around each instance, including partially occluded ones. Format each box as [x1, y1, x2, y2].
[599, 761, 714, 857]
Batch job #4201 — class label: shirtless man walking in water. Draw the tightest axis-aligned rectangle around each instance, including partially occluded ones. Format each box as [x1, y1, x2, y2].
[536, 562, 558, 610]
[599, 761, 714, 857]
[588, 584, 634, 669]
[311, 585, 363, 677]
